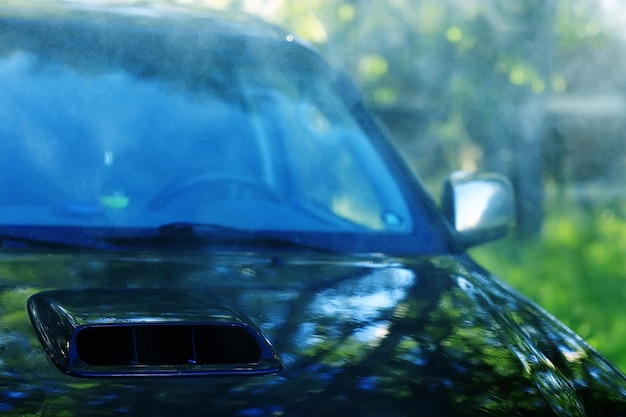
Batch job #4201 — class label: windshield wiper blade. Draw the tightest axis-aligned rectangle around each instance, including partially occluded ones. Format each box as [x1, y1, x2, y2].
[0, 224, 210, 251]
[98, 222, 248, 247]
[158, 222, 248, 238]
[100, 222, 336, 253]
[0, 223, 338, 253]
[0, 231, 93, 250]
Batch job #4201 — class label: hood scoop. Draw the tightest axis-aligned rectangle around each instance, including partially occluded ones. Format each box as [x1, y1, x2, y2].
[27, 289, 283, 378]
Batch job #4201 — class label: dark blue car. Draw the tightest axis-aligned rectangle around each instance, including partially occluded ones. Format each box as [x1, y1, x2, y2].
[1, 3, 625, 416]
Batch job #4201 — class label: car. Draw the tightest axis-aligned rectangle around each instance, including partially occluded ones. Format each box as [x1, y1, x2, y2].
[1, 2, 626, 416]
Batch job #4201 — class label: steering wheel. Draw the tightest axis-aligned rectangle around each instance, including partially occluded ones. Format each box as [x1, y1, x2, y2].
[148, 173, 280, 210]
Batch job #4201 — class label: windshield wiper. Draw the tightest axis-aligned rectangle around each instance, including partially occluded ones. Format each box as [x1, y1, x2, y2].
[0, 228, 95, 250]
[0, 223, 338, 253]
[98, 222, 337, 253]
[0, 224, 228, 251]
[99, 222, 247, 247]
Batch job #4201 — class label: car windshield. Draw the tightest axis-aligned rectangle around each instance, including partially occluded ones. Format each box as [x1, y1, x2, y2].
[0, 12, 449, 253]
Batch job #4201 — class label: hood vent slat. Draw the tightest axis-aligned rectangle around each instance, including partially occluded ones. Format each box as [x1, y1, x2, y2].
[74, 324, 262, 366]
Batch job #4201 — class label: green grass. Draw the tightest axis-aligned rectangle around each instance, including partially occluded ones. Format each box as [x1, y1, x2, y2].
[470, 199, 626, 373]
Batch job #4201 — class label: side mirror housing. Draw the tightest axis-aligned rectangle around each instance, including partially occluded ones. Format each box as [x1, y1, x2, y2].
[441, 172, 515, 247]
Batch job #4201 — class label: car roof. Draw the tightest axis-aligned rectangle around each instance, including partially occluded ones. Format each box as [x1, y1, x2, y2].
[0, 1, 291, 41]
[0, 1, 323, 94]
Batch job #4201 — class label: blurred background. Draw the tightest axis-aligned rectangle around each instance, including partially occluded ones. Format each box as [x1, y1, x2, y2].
[21, 0, 626, 371]
[221, 0, 626, 371]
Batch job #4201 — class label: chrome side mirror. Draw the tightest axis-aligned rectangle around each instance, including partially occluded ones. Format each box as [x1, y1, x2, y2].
[441, 172, 515, 247]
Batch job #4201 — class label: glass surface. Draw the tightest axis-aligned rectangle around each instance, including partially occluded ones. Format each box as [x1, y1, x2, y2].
[0, 47, 413, 235]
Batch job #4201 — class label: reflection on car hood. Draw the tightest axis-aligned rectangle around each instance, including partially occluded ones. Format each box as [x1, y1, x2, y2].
[1, 252, 625, 416]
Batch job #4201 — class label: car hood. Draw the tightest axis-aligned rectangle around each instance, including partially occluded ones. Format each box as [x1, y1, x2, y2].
[1, 251, 625, 416]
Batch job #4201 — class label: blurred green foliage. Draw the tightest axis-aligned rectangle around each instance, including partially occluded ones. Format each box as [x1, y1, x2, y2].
[471, 193, 626, 372]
